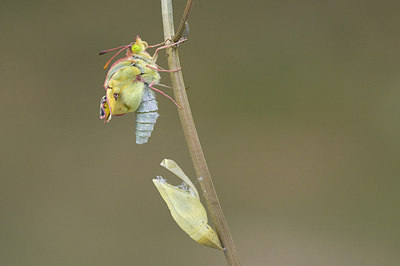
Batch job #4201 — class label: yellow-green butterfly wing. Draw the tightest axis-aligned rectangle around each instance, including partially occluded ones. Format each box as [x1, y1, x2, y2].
[106, 80, 144, 116]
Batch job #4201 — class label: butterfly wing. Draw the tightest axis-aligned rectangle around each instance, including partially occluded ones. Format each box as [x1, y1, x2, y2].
[106, 80, 145, 117]
[101, 62, 144, 121]
[104, 59, 136, 89]
[99, 95, 111, 122]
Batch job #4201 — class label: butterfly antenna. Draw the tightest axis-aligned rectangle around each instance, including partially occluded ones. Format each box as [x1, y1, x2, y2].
[99, 45, 128, 55]
[103, 46, 130, 69]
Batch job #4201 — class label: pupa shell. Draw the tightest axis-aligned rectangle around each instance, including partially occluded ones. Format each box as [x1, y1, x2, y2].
[153, 159, 223, 250]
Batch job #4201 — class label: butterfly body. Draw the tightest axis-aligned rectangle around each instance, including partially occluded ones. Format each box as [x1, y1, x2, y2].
[99, 36, 184, 144]
[99, 36, 161, 144]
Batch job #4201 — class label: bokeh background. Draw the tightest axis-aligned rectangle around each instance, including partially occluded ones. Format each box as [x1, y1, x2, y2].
[1, 0, 399, 265]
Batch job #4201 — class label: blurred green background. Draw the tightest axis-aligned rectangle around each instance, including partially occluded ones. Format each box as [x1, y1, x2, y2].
[1, 0, 399, 265]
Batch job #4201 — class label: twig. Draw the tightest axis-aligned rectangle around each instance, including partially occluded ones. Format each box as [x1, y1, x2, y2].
[172, 0, 194, 42]
[160, 0, 241, 265]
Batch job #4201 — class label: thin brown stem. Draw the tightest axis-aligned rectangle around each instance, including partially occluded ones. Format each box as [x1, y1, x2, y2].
[172, 0, 194, 42]
[160, 0, 241, 265]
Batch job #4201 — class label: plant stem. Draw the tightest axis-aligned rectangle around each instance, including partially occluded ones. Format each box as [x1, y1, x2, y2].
[172, 0, 194, 42]
[160, 0, 241, 265]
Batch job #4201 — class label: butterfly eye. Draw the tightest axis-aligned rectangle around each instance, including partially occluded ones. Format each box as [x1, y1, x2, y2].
[131, 44, 141, 53]
[113, 93, 119, 100]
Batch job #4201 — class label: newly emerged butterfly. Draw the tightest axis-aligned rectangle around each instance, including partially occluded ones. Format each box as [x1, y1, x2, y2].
[99, 36, 186, 144]
[153, 159, 223, 250]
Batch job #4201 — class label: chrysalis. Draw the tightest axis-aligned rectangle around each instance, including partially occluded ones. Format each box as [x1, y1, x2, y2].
[99, 36, 185, 144]
[153, 159, 223, 250]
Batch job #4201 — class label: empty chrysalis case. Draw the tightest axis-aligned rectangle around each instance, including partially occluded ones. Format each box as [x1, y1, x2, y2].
[153, 159, 223, 250]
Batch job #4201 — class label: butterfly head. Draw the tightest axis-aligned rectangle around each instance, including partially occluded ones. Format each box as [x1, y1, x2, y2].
[130, 36, 148, 54]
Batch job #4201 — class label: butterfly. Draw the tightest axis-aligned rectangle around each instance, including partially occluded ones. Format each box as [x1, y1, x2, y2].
[99, 36, 186, 144]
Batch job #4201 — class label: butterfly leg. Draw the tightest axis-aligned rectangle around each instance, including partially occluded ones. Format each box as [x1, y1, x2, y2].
[151, 38, 188, 59]
[148, 81, 182, 109]
[146, 64, 182, 72]
[147, 38, 173, 48]
[154, 83, 173, 89]
[153, 82, 189, 90]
